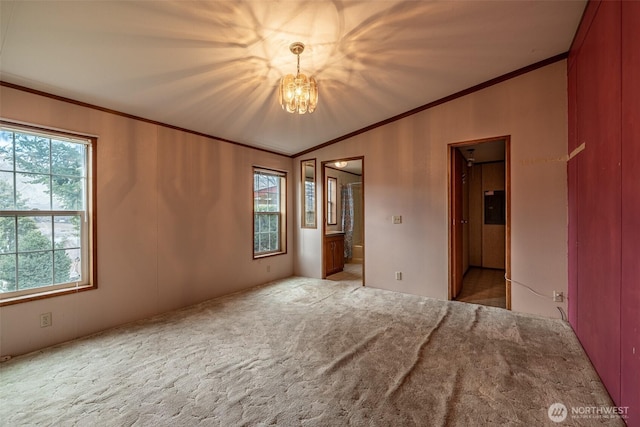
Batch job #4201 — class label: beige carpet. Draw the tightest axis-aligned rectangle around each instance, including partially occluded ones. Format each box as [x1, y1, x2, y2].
[0, 276, 623, 426]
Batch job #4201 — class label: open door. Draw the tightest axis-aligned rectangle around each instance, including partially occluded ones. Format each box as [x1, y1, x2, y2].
[448, 136, 511, 309]
[322, 157, 365, 286]
[450, 147, 465, 299]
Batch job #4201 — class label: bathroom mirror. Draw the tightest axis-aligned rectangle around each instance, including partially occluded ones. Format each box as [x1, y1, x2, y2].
[301, 159, 316, 228]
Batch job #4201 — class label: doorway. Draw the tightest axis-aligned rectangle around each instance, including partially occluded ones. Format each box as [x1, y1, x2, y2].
[449, 137, 511, 309]
[322, 157, 364, 287]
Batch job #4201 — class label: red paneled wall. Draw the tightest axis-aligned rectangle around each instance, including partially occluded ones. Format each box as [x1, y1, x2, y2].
[573, 0, 622, 402]
[568, 1, 640, 425]
[621, 0, 640, 422]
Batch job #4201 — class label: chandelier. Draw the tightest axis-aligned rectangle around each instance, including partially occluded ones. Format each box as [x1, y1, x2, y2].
[279, 42, 318, 114]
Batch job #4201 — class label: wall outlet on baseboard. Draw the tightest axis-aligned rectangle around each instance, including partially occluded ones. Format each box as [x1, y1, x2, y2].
[553, 291, 563, 303]
[40, 312, 52, 328]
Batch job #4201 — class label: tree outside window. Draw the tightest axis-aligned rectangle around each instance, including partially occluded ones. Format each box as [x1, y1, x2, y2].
[0, 124, 94, 304]
[253, 168, 286, 257]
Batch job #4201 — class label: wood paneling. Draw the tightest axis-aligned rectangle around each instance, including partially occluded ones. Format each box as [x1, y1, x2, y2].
[469, 166, 483, 266]
[574, 0, 621, 403]
[451, 148, 465, 298]
[462, 162, 470, 274]
[621, 0, 640, 421]
[570, 2, 640, 421]
[325, 233, 345, 276]
[482, 162, 505, 269]
[482, 226, 505, 269]
[468, 162, 505, 269]
[568, 61, 579, 327]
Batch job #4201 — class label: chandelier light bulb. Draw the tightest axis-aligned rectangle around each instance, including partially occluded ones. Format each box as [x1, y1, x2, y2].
[279, 42, 318, 114]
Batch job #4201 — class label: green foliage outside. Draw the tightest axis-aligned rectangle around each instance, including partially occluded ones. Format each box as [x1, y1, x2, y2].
[253, 172, 282, 253]
[0, 130, 83, 292]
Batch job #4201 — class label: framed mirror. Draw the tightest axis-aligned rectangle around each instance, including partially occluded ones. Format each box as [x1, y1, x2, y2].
[301, 159, 316, 228]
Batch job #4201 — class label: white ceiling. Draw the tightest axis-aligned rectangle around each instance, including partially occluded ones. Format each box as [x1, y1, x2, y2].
[0, 1, 585, 156]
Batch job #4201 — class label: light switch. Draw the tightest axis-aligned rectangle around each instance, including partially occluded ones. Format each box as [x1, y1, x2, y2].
[392, 215, 402, 224]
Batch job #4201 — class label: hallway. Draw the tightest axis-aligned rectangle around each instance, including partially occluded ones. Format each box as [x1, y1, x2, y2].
[455, 267, 506, 308]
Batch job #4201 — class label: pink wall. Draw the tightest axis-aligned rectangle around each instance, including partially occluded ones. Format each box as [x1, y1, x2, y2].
[295, 61, 570, 319]
[0, 86, 294, 357]
[568, 0, 639, 424]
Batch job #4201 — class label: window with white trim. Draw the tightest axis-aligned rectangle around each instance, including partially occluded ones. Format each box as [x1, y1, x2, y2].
[253, 167, 286, 257]
[0, 123, 96, 305]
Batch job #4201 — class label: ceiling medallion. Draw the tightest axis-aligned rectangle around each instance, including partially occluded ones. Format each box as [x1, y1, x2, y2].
[278, 42, 318, 114]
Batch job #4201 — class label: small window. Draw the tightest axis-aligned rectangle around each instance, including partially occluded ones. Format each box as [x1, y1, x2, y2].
[0, 122, 96, 305]
[253, 167, 286, 257]
[327, 177, 337, 225]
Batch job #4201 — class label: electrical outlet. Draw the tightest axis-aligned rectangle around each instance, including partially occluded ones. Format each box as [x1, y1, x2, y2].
[40, 312, 52, 328]
[553, 291, 563, 303]
[392, 215, 402, 224]
[266, 265, 271, 273]
[395, 271, 402, 280]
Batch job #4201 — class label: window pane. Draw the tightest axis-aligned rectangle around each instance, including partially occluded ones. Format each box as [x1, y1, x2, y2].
[0, 171, 15, 210]
[259, 214, 270, 232]
[253, 170, 284, 256]
[51, 139, 85, 177]
[14, 132, 50, 174]
[16, 172, 50, 210]
[267, 191, 275, 211]
[18, 251, 53, 289]
[54, 216, 81, 248]
[260, 235, 270, 252]
[0, 131, 13, 171]
[269, 232, 278, 251]
[52, 176, 84, 210]
[254, 173, 281, 213]
[18, 216, 52, 251]
[54, 249, 75, 284]
[0, 253, 16, 292]
[270, 214, 279, 233]
[0, 125, 93, 301]
[0, 216, 16, 253]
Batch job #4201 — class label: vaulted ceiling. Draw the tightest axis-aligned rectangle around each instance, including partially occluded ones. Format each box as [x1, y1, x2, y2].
[0, 1, 586, 156]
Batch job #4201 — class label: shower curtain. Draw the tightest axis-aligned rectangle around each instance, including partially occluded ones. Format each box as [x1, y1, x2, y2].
[341, 184, 354, 259]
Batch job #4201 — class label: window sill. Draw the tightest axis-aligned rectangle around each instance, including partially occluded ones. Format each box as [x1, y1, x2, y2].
[0, 284, 96, 307]
[253, 251, 287, 260]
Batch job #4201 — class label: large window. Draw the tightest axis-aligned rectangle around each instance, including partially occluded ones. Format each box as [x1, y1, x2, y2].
[0, 122, 96, 305]
[253, 167, 286, 257]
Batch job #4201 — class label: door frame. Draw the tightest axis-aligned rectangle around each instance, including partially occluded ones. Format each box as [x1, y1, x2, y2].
[447, 136, 512, 309]
[321, 156, 365, 284]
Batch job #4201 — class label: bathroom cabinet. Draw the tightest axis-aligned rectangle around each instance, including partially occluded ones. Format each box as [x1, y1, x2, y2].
[325, 233, 345, 276]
